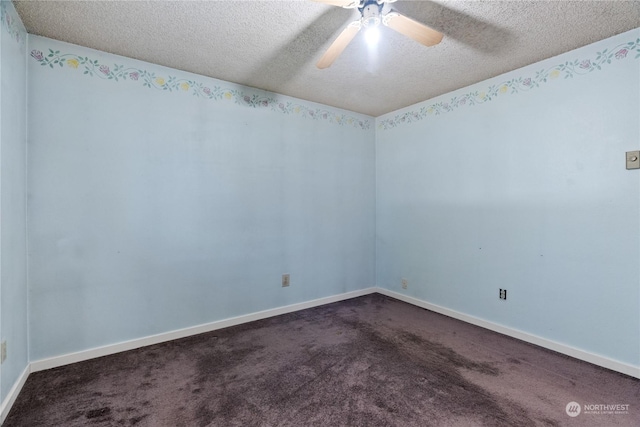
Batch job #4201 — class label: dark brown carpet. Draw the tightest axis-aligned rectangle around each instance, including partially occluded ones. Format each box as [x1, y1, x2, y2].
[5, 294, 639, 426]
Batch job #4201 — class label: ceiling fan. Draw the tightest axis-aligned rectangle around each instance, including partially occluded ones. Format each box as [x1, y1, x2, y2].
[313, 0, 443, 69]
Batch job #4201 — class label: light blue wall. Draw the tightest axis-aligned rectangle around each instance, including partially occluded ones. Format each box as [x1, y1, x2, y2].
[27, 36, 375, 361]
[0, 0, 28, 404]
[376, 29, 640, 368]
[17, 19, 640, 373]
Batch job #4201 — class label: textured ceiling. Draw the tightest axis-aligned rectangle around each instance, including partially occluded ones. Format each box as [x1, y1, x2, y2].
[14, 0, 640, 116]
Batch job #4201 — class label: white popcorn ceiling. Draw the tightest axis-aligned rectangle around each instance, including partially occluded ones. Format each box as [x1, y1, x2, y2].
[13, 0, 640, 116]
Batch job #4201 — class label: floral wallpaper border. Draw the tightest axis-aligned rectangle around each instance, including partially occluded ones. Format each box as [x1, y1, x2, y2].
[378, 36, 640, 130]
[29, 47, 371, 130]
[1, 0, 26, 45]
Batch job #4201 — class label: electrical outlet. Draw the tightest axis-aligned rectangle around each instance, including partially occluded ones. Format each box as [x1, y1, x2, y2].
[499, 289, 507, 300]
[1, 341, 6, 364]
[282, 274, 290, 288]
[401, 278, 408, 289]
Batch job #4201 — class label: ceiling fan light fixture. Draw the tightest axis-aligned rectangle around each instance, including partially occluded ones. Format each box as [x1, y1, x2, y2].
[364, 25, 380, 46]
[362, 16, 380, 28]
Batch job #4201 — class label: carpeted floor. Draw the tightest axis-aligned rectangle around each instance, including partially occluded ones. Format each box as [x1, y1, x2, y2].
[5, 294, 639, 426]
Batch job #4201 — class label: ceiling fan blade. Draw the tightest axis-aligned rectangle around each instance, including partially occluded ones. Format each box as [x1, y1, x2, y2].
[316, 21, 361, 69]
[311, 0, 360, 8]
[382, 11, 443, 47]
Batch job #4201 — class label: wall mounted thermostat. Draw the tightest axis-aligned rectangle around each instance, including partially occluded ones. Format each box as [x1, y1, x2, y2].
[627, 150, 640, 170]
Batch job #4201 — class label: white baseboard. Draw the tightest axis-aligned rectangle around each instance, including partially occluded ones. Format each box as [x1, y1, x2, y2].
[0, 365, 30, 425]
[30, 287, 377, 373]
[376, 287, 640, 379]
[17, 285, 639, 422]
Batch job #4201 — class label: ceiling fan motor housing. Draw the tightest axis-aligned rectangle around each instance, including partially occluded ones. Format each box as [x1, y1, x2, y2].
[360, 0, 382, 28]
